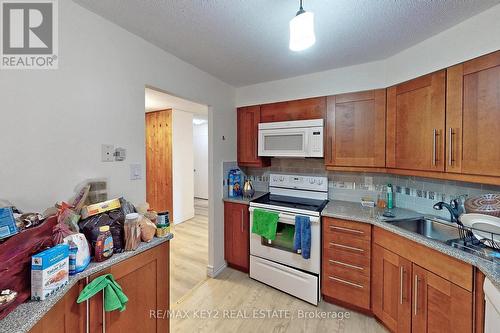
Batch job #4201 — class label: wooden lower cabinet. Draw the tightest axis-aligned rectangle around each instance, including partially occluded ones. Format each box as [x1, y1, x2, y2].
[30, 282, 85, 333]
[372, 244, 411, 333]
[224, 202, 250, 272]
[372, 228, 474, 333]
[30, 242, 169, 333]
[322, 218, 371, 311]
[412, 264, 472, 333]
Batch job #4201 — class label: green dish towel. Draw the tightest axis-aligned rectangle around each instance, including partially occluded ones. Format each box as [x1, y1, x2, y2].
[252, 209, 280, 240]
[77, 274, 128, 312]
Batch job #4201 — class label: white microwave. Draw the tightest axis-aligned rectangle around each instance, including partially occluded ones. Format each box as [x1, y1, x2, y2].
[258, 119, 324, 158]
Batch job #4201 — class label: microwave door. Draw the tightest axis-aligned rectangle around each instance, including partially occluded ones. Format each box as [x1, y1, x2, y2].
[258, 129, 307, 157]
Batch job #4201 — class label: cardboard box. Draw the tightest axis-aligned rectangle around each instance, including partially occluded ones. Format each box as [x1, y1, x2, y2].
[31, 244, 69, 301]
[80, 198, 121, 219]
[0, 207, 18, 240]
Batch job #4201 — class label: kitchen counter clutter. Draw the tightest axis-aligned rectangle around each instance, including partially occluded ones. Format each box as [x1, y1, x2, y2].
[0, 236, 172, 333]
[222, 191, 268, 205]
[322, 200, 500, 290]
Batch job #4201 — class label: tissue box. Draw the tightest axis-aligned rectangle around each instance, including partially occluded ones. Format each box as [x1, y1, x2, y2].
[31, 244, 69, 301]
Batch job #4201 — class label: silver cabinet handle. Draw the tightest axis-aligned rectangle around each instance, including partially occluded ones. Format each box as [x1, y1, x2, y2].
[329, 242, 364, 253]
[329, 225, 364, 234]
[329, 259, 364, 271]
[329, 136, 333, 164]
[414, 274, 419, 316]
[328, 276, 364, 289]
[102, 291, 106, 333]
[432, 129, 437, 166]
[85, 277, 90, 333]
[400, 266, 404, 305]
[448, 128, 454, 166]
[241, 209, 244, 233]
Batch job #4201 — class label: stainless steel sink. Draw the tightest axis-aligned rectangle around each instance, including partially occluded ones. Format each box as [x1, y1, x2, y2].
[385, 217, 460, 243]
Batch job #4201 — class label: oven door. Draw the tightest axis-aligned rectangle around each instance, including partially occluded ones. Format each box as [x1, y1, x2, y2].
[249, 207, 320, 274]
[258, 127, 308, 157]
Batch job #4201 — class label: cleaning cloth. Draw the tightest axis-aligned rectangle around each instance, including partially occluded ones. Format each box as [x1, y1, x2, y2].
[293, 216, 311, 259]
[252, 209, 280, 240]
[77, 274, 128, 312]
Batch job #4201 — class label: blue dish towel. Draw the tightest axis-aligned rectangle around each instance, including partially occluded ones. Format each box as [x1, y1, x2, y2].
[294, 215, 311, 259]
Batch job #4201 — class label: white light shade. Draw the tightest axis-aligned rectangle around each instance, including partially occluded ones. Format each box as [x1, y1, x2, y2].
[289, 12, 316, 51]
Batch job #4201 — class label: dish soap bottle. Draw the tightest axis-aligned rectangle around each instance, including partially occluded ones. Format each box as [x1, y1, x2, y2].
[387, 184, 394, 209]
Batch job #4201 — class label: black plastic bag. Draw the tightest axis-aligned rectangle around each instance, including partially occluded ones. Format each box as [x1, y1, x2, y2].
[78, 209, 125, 255]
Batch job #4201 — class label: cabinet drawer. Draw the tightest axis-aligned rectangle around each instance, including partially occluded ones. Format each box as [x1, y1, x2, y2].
[324, 247, 370, 269]
[322, 274, 370, 310]
[323, 234, 370, 254]
[323, 260, 370, 283]
[323, 218, 371, 240]
[323, 251, 370, 277]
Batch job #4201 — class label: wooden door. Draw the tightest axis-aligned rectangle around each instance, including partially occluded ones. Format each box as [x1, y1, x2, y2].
[237, 106, 270, 167]
[224, 202, 249, 272]
[260, 97, 326, 123]
[146, 110, 173, 215]
[29, 283, 85, 333]
[412, 264, 472, 333]
[89, 242, 169, 333]
[447, 50, 500, 176]
[326, 89, 386, 167]
[372, 244, 411, 333]
[387, 70, 446, 171]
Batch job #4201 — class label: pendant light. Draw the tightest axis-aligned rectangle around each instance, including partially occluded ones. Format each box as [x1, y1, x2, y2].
[289, 0, 316, 51]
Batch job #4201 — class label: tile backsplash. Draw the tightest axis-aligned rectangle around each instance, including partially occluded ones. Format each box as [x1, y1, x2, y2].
[241, 158, 500, 219]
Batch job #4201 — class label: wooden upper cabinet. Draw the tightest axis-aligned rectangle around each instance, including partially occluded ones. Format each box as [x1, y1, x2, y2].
[325, 89, 386, 168]
[412, 264, 472, 333]
[446, 50, 500, 176]
[387, 70, 446, 172]
[237, 106, 270, 167]
[260, 97, 326, 123]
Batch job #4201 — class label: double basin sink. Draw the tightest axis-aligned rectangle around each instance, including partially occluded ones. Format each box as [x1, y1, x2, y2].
[384, 216, 460, 243]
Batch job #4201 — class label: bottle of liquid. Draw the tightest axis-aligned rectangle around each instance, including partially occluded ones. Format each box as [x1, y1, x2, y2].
[387, 184, 394, 209]
[94, 225, 114, 262]
[68, 240, 78, 275]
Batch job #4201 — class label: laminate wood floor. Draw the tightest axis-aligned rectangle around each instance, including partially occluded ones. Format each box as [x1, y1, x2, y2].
[171, 268, 388, 333]
[170, 209, 209, 304]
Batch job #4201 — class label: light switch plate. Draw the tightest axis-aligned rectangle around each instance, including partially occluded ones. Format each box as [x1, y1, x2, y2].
[130, 164, 142, 180]
[101, 144, 114, 162]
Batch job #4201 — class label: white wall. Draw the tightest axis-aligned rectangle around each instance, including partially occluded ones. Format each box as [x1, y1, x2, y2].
[193, 123, 209, 199]
[0, 0, 235, 276]
[236, 3, 500, 106]
[172, 110, 195, 224]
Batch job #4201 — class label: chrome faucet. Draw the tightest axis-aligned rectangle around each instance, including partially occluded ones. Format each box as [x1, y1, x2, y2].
[433, 199, 462, 223]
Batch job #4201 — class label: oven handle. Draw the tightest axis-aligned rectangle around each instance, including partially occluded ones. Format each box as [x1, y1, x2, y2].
[249, 207, 320, 224]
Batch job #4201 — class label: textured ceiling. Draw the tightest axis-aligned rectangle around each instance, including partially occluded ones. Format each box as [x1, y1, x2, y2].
[74, 0, 500, 86]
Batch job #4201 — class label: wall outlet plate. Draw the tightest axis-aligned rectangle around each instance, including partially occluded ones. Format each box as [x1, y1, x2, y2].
[101, 144, 114, 162]
[130, 164, 142, 180]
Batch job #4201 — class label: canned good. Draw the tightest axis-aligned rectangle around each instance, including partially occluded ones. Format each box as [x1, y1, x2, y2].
[156, 223, 170, 238]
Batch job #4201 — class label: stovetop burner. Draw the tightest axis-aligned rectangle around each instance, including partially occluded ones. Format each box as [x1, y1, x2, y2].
[252, 193, 328, 213]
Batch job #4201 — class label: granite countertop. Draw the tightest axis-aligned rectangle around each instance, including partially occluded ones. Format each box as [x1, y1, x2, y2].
[322, 200, 500, 291]
[0, 235, 173, 333]
[223, 191, 268, 205]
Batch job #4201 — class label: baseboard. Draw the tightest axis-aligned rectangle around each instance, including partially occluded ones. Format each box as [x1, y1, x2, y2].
[207, 262, 227, 278]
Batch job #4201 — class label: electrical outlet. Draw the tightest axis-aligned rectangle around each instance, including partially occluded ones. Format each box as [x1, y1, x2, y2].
[130, 164, 142, 180]
[101, 144, 114, 162]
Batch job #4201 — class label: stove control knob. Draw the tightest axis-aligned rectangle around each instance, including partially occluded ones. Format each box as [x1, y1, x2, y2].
[279, 176, 285, 182]
[309, 178, 316, 184]
[272, 176, 278, 182]
[318, 179, 324, 185]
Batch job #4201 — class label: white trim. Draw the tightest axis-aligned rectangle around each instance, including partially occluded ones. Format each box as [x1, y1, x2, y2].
[258, 119, 323, 130]
[206, 262, 227, 278]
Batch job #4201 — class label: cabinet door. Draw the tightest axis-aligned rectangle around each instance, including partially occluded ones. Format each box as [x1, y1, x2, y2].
[224, 202, 249, 272]
[387, 70, 446, 171]
[372, 244, 411, 333]
[89, 243, 169, 333]
[260, 97, 326, 123]
[326, 90, 386, 167]
[412, 264, 472, 333]
[447, 51, 500, 176]
[29, 283, 85, 333]
[237, 106, 270, 167]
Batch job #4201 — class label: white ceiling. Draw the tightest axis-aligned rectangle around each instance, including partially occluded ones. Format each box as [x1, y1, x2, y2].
[75, 0, 500, 87]
[145, 87, 208, 114]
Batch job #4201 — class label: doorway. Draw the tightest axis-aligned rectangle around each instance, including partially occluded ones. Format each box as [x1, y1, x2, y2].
[145, 87, 210, 304]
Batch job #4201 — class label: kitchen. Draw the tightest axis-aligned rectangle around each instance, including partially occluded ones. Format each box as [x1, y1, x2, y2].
[1, 1, 500, 333]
